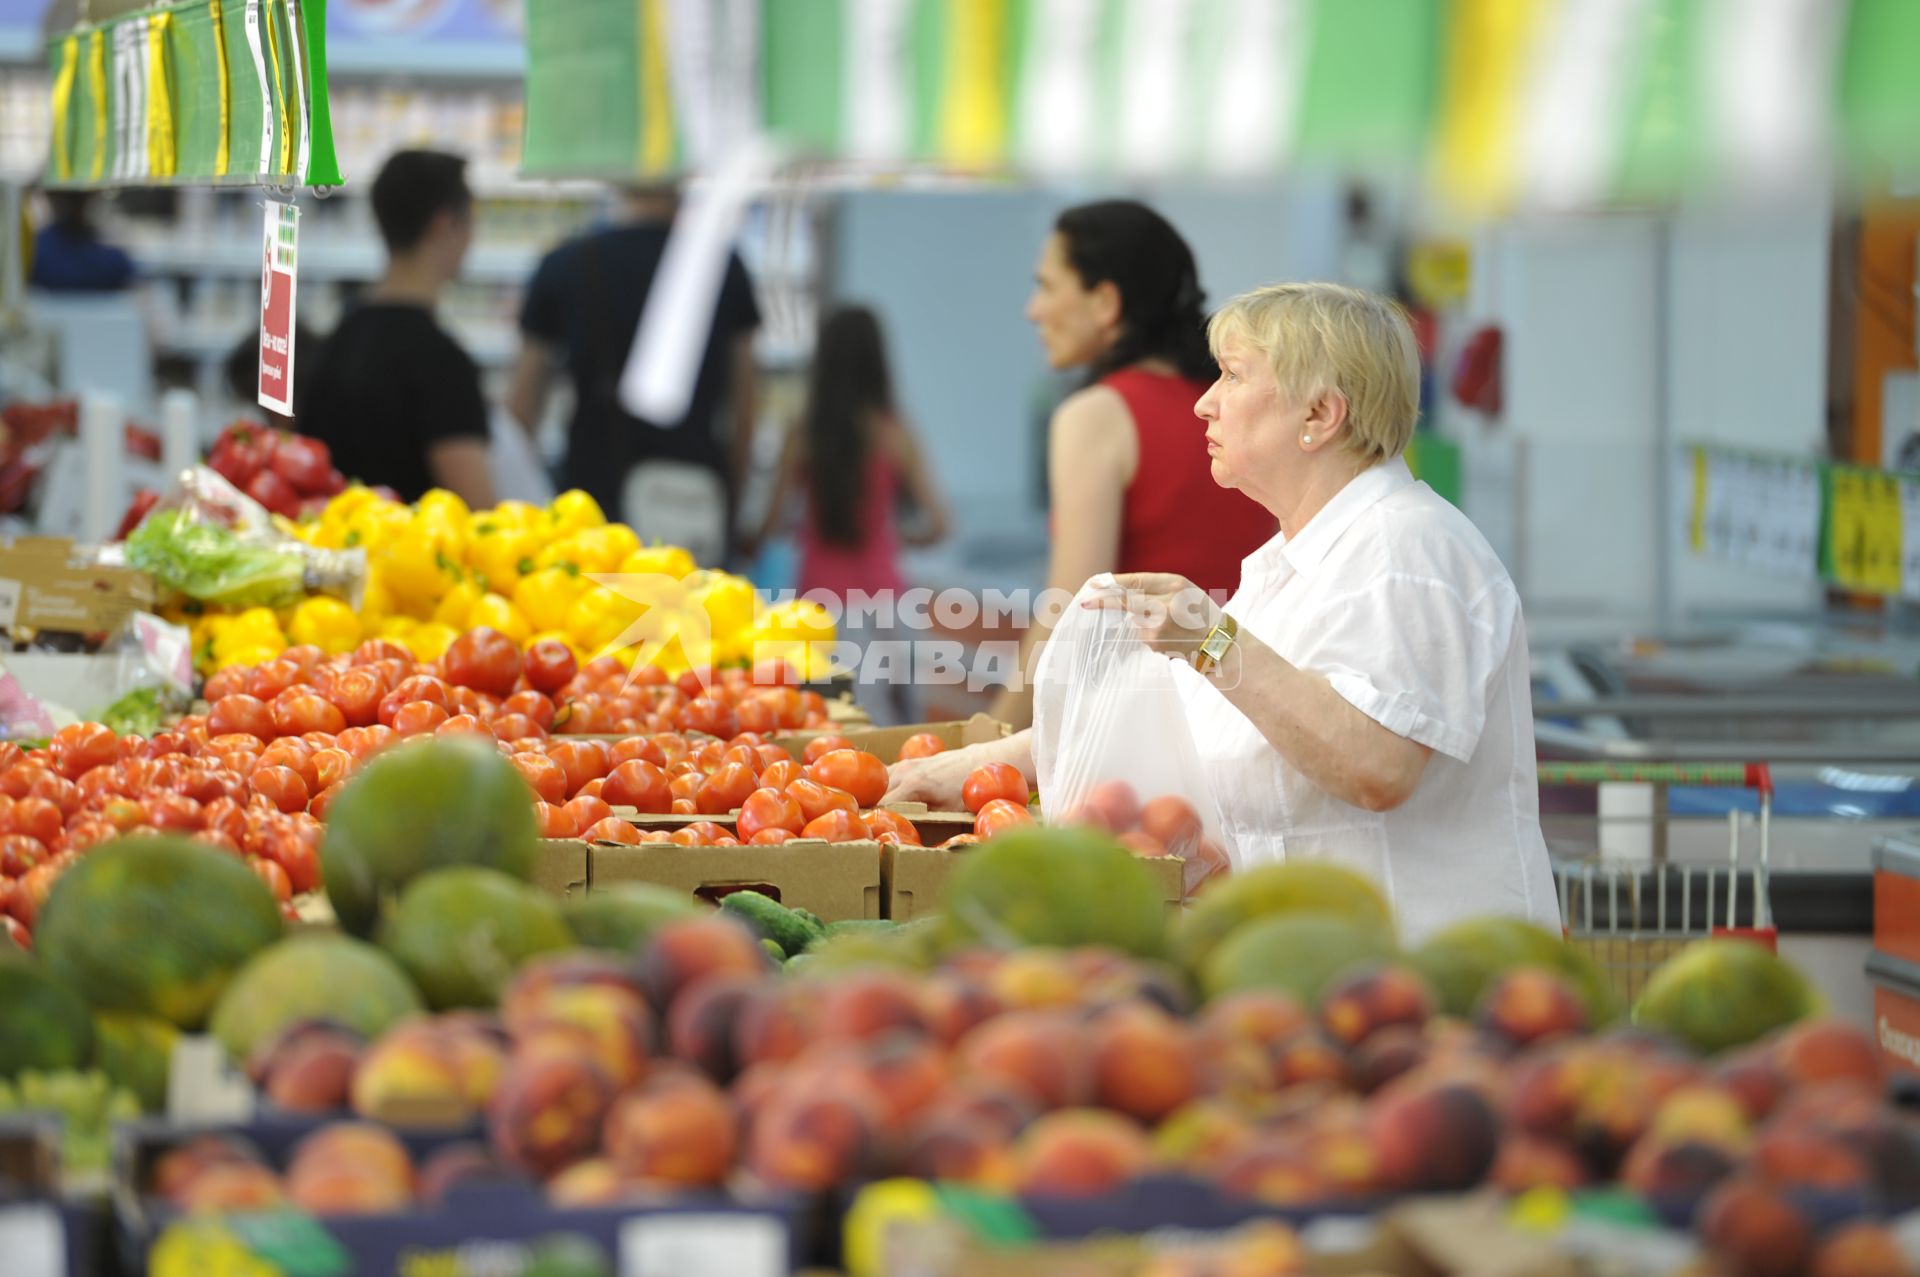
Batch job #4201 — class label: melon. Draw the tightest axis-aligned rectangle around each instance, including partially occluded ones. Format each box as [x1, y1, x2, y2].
[92, 1012, 177, 1112]
[209, 933, 424, 1063]
[1199, 912, 1397, 1005]
[1171, 861, 1394, 976]
[378, 867, 573, 1010]
[938, 826, 1168, 959]
[1411, 916, 1621, 1027]
[0, 952, 93, 1077]
[563, 883, 705, 952]
[1631, 938, 1819, 1055]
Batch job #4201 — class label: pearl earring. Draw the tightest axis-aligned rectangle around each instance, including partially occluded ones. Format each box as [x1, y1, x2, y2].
[1302, 435, 1312, 445]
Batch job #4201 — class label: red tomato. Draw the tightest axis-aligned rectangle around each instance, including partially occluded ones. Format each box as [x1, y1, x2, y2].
[1117, 831, 1170, 858]
[1140, 795, 1203, 851]
[651, 733, 692, 766]
[76, 766, 122, 802]
[203, 665, 250, 701]
[739, 788, 805, 839]
[9, 798, 62, 846]
[209, 695, 276, 741]
[391, 701, 451, 737]
[899, 733, 948, 760]
[733, 698, 777, 735]
[757, 759, 803, 792]
[352, 638, 413, 666]
[329, 668, 385, 727]
[523, 640, 578, 695]
[146, 793, 204, 832]
[379, 675, 451, 725]
[534, 801, 577, 839]
[608, 736, 667, 769]
[49, 722, 121, 780]
[747, 828, 796, 845]
[208, 732, 266, 755]
[1075, 780, 1142, 833]
[973, 798, 1033, 839]
[668, 820, 731, 847]
[141, 731, 192, 759]
[668, 773, 701, 803]
[489, 713, 543, 743]
[676, 697, 740, 740]
[246, 658, 306, 703]
[250, 766, 310, 815]
[808, 749, 888, 809]
[786, 779, 858, 824]
[674, 668, 717, 700]
[0, 835, 46, 877]
[26, 774, 80, 818]
[750, 659, 800, 687]
[501, 690, 557, 731]
[603, 760, 672, 813]
[548, 741, 611, 796]
[443, 627, 522, 697]
[279, 643, 327, 673]
[864, 809, 923, 846]
[308, 783, 345, 823]
[309, 747, 354, 792]
[13, 861, 64, 929]
[576, 778, 608, 801]
[801, 809, 870, 843]
[802, 735, 855, 766]
[581, 656, 625, 683]
[752, 744, 793, 772]
[669, 798, 697, 816]
[581, 817, 643, 846]
[272, 689, 346, 738]
[435, 713, 493, 740]
[510, 753, 569, 805]
[562, 795, 614, 831]
[258, 738, 317, 788]
[692, 742, 729, 775]
[249, 857, 293, 903]
[962, 764, 1030, 815]
[201, 797, 249, 844]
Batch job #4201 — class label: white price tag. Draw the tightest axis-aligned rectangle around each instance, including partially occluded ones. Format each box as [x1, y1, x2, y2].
[619, 1212, 786, 1277]
[0, 1203, 66, 1277]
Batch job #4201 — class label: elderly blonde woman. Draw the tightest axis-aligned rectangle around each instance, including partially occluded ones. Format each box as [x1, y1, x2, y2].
[887, 283, 1559, 941]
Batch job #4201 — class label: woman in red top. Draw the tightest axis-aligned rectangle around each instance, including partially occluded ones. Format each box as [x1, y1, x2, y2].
[990, 201, 1276, 727]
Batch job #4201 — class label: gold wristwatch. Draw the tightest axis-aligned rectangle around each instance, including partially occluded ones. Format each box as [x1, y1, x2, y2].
[1192, 611, 1239, 675]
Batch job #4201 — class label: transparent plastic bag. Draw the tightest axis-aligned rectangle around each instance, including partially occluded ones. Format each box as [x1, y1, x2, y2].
[115, 466, 365, 611]
[1032, 575, 1233, 896]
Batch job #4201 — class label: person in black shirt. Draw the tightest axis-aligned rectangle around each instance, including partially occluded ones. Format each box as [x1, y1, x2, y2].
[301, 150, 493, 506]
[505, 187, 759, 566]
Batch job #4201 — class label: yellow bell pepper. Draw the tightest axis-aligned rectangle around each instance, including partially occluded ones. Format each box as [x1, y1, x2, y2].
[466, 525, 539, 594]
[212, 607, 286, 662]
[405, 622, 459, 663]
[359, 570, 396, 623]
[381, 529, 462, 614]
[433, 579, 484, 629]
[486, 500, 544, 532]
[416, 488, 471, 527]
[686, 571, 760, 662]
[286, 596, 362, 655]
[468, 593, 533, 644]
[619, 543, 696, 579]
[374, 616, 418, 641]
[216, 643, 283, 671]
[514, 567, 586, 634]
[547, 489, 606, 535]
[597, 523, 641, 568]
[565, 586, 637, 654]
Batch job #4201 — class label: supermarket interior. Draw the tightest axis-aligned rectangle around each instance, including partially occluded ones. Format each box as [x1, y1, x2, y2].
[8, 1, 1920, 1275]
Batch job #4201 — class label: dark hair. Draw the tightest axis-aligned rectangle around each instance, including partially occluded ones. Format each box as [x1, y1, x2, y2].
[1054, 200, 1214, 383]
[370, 150, 471, 254]
[46, 190, 96, 237]
[802, 306, 895, 548]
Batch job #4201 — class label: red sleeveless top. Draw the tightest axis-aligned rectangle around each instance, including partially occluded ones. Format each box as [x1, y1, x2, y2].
[1106, 368, 1277, 596]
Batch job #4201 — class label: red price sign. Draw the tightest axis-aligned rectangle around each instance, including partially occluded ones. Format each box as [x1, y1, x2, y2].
[257, 201, 300, 417]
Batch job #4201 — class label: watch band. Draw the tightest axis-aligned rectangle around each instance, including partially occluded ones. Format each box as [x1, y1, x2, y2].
[1192, 611, 1239, 675]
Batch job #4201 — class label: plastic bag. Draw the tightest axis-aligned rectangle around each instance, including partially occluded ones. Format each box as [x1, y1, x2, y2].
[117, 467, 365, 611]
[1032, 574, 1233, 897]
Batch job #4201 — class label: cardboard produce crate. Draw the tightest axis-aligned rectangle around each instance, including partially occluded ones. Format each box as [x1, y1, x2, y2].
[530, 838, 589, 901]
[768, 713, 1009, 764]
[616, 802, 975, 851]
[588, 839, 885, 921]
[0, 537, 157, 644]
[884, 842, 1185, 922]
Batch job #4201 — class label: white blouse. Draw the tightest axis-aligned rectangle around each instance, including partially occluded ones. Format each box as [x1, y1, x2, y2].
[1171, 456, 1561, 944]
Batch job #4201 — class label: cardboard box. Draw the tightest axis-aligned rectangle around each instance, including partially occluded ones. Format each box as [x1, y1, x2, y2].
[589, 839, 884, 921]
[615, 802, 976, 849]
[884, 842, 1185, 922]
[0, 537, 155, 641]
[770, 713, 1009, 765]
[531, 838, 589, 900]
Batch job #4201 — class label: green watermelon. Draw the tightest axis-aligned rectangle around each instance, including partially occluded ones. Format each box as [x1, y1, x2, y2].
[209, 934, 424, 1062]
[1171, 861, 1395, 976]
[35, 836, 284, 1029]
[1410, 916, 1621, 1027]
[0, 952, 93, 1077]
[1199, 912, 1397, 1005]
[562, 883, 705, 952]
[322, 738, 541, 936]
[1631, 938, 1820, 1055]
[378, 867, 573, 1010]
[938, 826, 1169, 959]
[91, 1012, 177, 1112]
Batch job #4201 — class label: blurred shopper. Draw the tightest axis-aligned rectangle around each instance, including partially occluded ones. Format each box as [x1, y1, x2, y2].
[990, 200, 1276, 728]
[301, 150, 492, 506]
[28, 191, 135, 293]
[752, 306, 951, 722]
[507, 186, 760, 568]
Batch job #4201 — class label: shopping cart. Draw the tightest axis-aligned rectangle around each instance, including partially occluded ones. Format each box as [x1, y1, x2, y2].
[1542, 762, 1777, 1008]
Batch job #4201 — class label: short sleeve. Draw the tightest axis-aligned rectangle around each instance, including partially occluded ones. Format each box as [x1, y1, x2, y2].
[413, 334, 489, 446]
[1293, 573, 1517, 763]
[519, 243, 571, 342]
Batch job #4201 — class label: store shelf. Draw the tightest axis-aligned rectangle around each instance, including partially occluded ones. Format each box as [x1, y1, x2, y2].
[124, 239, 541, 285]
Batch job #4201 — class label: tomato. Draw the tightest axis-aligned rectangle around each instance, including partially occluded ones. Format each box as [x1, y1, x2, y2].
[962, 764, 1030, 815]
[258, 738, 317, 788]
[272, 828, 323, 893]
[522, 639, 578, 696]
[548, 741, 611, 796]
[749, 761, 797, 795]
[13, 861, 64, 928]
[140, 793, 203, 833]
[201, 798, 249, 844]
[608, 736, 667, 769]
[1076, 780, 1142, 833]
[691, 742, 729, 776]
[273, 689, 346, 738]
[178, 766, 241, 806]
[309, 747, 354, 792]
[435, 713, 493, 740]
[668, 820, 731, 847]
[8, 798, 62, 846]
[674, 668, 718, 700]
[864, 809, 923, 846]
[391, 701, 451, 737]
[486, 713, 540, 743]
[245, 658, 306, 704]
[329, 668, 385, 728]
[251, 766, 311, 814]
[801, 810, 870, 843]
[443, 627, 522, 697]
[603, 760, 672, 813]
[581, 656, 625, 683]
[669, 798, 697, 815]
[353, 638, 413, 666]
[739, 788, 805, 839]
[732, 698, 777, 735]
[1138, 795, 1202, 850]
[209, 695, 276, 742]
[308, 783, 345, 823]
[535, 801, 577, 839]
[808, 749, 888, 809]
[743, 828, 793, 846]
[27, 774, 80, 818]
[695, 762, 758, 815]
[786, 778, 858, 824]
[510, 753, 569, 805]
[582, 817, 643, 846]
[668, 773, 702, 804]
[203, 665, 250, 701]
[1116, 831, 1170, 859]
[973, 798, 1033, 839]
[650, 734, 692, 766]
[576, 778, 608, 801]
[49, 722, 121, 780]
[249, 857, 293, 903]
[0, 835, 46, 876]
[563, 794, 614, 832]
[799, 735, 853, 766]
[380, 675, 451, 725]
[500, 690, 556, 732]
[676, 697, 740, 740]
[142, 731, 192, 759]
[899, 733, 947, 760]
[209, 732, 266, 755]
[799, 691, 829, 720]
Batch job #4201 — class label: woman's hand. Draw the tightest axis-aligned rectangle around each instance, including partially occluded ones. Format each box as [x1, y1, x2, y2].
[883, 747, 980, 809]
[1088, 573, 1223, 662]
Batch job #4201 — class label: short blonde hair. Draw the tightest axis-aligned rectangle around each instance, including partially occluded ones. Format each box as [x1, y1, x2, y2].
[1207, 283, 1421, 465]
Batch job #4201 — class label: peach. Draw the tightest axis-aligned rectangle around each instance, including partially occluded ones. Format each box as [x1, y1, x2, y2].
[1316, 965, 1434, 1050]
[486, 1051, 617, 1179]
[1366, 1077, 1500, 1192]
[501, 951, 647, 1032]
[286, 1161, 413, 1215]
[151, 1135, 265, 1203]
[732, 982, 821, 1067]
[1216, 1140, 1326, 1206]
[1695, 1179, 1813, 1277]
[1268, 1031, 1348, 1091]
[606, 1075, 739, 1186]
[1198, 1036, 1281, 1104]
[1776, 1020, 1886, 1093]
[1010, 1109, 1152, 1198]
[1810, 1222, 1915, 1277]
[816, 969, 933, 1040]
[1152, 1100, 1258, 1176]
[1198, 991, 1311, 1054]
[1078, 780, 1141, 832]
[1491, 1134, 1588, 1192]
[896, 1118, 1017, 1188]
[351, 1027, 475, 1127]
[262, 1031, 361, 1113]
[1620, 1138, 1737, 1222]
[857, 1031, 952, 1126]
[666, 973, 764, 1082]
[956, 1010, 1095, 1110]
[919, 975, 1004, 1047]
[1751, 1125, 1874, 1194]
[1771, 1081, 1886, 1135]
[1506, 1043, 1585, 1139]
[512, 985, 652, 1089]
[1141, 794, 1203, 852]
[986, 948, 1085, 1011]
[247, 1018, 363, 1088]
[635, 915, 770, 1020]
[1296, 1110, 1380, 1198]
[1650, 1086, 1753, 1154]
[746, 1079, 881, 1191]
[917, 1081, 1040, 1141]
[1475, 967, 1588, 1048]
[416, 1142, 503, 1205]
[1347, 1025, 1430, 1095]
[1089, 1003, 1199, 1123]
[1712, 1048, 1793, 1124]
[287, 1123, 413, 1193]
[177, 1162, 286, 1214]
[546, 1157, 628, 1208]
